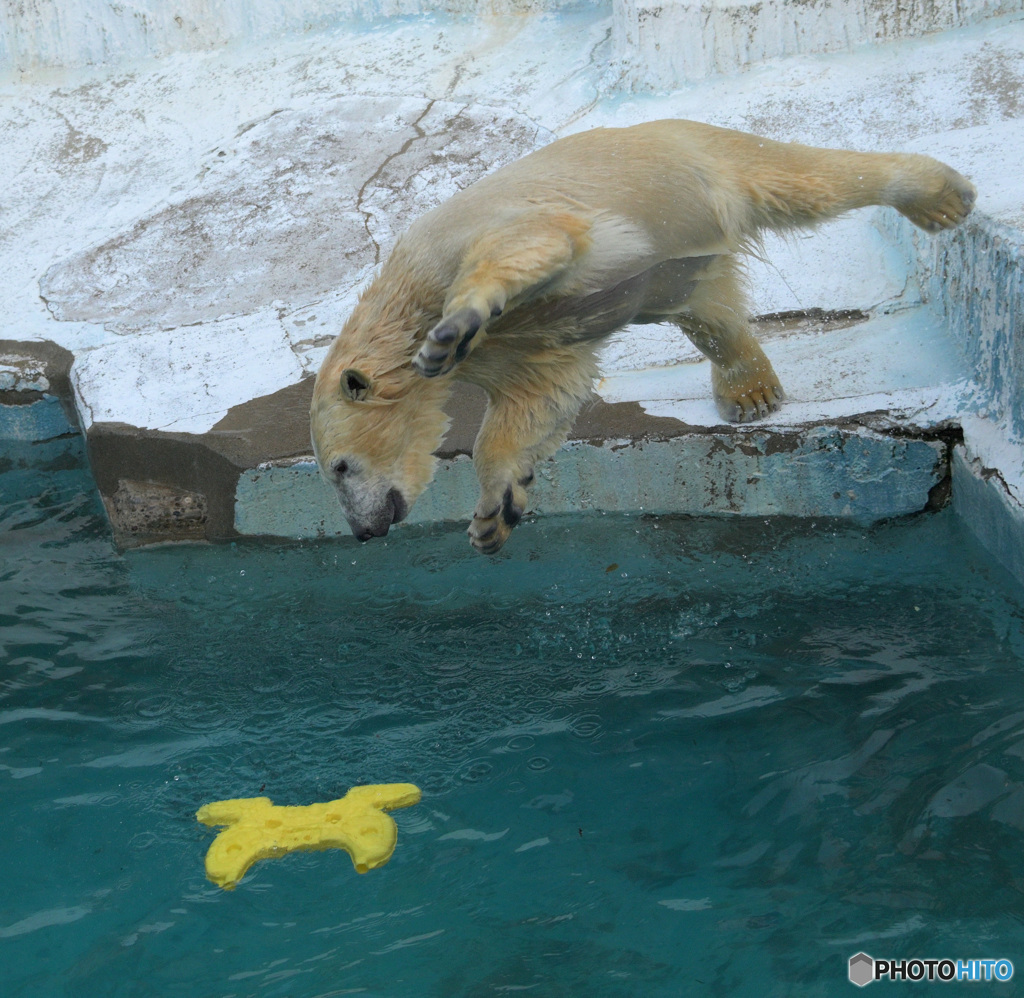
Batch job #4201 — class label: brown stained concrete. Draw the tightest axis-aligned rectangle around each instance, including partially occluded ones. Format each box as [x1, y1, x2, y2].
[0, 338, 76, 414]
[87, 378, 318, 545]
[85, 373, 707, 546]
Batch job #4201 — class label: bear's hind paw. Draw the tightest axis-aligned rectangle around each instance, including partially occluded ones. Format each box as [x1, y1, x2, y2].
[711, 358, 785, 423]
[895, 161, 976, 233]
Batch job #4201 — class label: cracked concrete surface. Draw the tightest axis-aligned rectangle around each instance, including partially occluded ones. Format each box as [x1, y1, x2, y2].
[40, 98, 545, 330]
[1, 5, 1023, 564]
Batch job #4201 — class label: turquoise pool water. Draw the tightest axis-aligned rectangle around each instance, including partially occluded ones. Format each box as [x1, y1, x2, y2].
[4, 436, 1024, 996]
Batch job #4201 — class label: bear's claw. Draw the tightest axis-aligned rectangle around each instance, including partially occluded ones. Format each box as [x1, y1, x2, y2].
[716, 382, 784, 423]
[711, 353, 785, 424]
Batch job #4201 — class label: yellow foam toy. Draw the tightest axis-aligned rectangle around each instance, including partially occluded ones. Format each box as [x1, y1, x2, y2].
[196, 783, 422, 889]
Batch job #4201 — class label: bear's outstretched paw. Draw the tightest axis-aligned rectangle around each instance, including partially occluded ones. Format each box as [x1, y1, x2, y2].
[468, 482, 525, 555]
[712, 360, 785, 423]
[896, 161, 976, 233]
[413, 307, 489, 378]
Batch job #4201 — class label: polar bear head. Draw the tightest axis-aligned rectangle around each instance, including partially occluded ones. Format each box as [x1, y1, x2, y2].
[310, 307, 450, 542]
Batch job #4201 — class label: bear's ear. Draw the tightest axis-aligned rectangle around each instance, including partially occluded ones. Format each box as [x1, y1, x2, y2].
[340, 368, 372, 402]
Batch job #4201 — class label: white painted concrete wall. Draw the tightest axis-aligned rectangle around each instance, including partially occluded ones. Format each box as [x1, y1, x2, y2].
[7, 0, 1019, 78]
[613, 0, 1023, 90]
[0, 0, 601, 73]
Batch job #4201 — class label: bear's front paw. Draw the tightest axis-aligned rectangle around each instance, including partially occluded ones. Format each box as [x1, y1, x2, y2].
[468, 482, 525, 555]
[711, 358, 785, 423]
[413, 307, 489, 378]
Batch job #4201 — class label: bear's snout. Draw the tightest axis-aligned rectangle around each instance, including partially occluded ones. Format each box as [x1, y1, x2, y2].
[348, 487, 408, 542]
[388, 488, 409, 524]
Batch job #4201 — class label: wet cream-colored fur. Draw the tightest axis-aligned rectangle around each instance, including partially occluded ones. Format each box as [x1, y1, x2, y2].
[311, 119, 975, 553]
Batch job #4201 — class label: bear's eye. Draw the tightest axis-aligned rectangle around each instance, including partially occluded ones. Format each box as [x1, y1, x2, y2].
[340, 368, 371, 401]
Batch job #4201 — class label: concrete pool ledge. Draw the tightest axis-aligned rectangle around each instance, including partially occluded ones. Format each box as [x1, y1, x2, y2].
[953, 432, 1024, 583]
[233, 424, 957, 542]
[875, 160, 1024, 581]
[63, 355, 963, 547]
[0, 319, 967, 549]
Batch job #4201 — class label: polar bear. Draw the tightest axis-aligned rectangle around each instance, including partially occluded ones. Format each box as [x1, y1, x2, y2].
[310, 119, 975, 554]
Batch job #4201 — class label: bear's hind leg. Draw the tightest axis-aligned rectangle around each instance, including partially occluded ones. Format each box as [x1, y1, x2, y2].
[723, 129, 976, 235]
[673, 262, 784, 423]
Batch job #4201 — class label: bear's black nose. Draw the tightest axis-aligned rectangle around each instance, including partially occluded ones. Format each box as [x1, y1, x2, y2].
[351, 519, 390, 542]
[348, 489, 407, 542]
